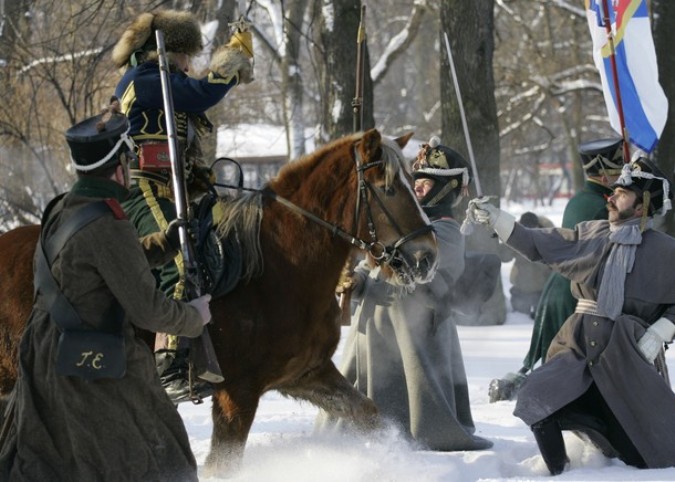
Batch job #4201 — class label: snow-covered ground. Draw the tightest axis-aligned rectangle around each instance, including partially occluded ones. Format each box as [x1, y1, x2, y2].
[180, 199, 675, 481]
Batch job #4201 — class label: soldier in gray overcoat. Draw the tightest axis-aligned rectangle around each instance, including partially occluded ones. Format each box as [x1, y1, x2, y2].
[490, 138, 624, 402]
[469, 157, 675, 475]
[317, 138, 492, 451]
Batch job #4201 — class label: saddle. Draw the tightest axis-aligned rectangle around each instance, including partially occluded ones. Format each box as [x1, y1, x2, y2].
[193, 193, 243, 298]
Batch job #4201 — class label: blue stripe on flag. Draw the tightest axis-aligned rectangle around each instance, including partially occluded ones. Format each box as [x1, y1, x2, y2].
[602, 44, 658, 152]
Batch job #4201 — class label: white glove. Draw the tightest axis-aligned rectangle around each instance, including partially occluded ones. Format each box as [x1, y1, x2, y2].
[637, 317, 675, 363]
[467, 197, 516, 241]
[188, 294, 212, 325]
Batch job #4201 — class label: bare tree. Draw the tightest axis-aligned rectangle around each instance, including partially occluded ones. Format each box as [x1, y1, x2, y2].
[0, 0, 123, 226]
[493, 0, 610, 203]
[441, 0, 499, 201]
[652, 0, 675, 234]
[311, 0, 372, 141]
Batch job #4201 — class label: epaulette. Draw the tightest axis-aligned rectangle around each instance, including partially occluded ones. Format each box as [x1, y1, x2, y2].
[104, 198, 128, 220]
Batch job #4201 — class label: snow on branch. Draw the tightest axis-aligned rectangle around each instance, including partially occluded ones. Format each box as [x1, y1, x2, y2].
[541, 0, 585, 17]
[18, 47, 103, 76]
[371, 0, 428, 85]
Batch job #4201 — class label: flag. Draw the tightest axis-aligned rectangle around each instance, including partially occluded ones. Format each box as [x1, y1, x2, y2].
[585, 0, 668, 153]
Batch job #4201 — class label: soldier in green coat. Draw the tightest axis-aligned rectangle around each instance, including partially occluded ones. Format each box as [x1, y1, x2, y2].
[0, 106, 212, 481]
[489, 138, 624, 402]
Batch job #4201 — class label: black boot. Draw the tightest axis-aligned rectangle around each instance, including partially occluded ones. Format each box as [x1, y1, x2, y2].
[532, 417, 569, 476]
[155, 350, 213, 404]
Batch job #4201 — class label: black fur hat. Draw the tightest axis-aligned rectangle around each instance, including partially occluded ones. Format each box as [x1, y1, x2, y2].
[578, 137, 624, 176]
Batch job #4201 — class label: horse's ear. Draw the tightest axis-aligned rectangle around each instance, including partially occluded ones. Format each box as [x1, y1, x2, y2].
[394, 131, 414, 149]
[361, 128, 382, 161]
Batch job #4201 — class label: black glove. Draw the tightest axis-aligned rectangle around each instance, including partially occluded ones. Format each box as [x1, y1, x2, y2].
[164, 218, 187, 251]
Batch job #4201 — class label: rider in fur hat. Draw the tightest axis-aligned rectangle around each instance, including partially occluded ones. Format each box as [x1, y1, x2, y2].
[112, 9, 254, 403]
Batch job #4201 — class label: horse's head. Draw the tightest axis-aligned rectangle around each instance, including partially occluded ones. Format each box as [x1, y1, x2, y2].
[352, 129, 438, 287]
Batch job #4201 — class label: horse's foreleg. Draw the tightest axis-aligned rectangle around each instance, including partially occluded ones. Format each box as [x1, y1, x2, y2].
[204, 387, 260, 478]
[280, 361, 379, 430]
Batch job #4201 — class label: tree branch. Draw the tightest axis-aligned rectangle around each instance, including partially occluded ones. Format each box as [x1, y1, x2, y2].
[371, 0, 429, 85]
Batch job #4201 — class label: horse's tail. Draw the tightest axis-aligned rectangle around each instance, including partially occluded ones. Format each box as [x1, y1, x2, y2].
[214, 192, 263, 282]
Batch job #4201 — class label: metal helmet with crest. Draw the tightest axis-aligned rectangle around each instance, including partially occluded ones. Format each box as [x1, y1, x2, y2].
[412, 136, 472, 213]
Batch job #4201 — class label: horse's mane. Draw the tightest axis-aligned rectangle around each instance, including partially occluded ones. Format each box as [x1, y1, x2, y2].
[214, 192, 264, 282]
[272, 132, 408, 194]
[380, 136, 410, 189]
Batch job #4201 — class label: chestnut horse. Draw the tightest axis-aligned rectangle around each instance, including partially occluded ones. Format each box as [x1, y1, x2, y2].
[0, 129, 438, 475]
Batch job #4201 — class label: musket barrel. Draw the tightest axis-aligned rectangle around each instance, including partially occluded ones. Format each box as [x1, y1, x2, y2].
[155, 30, 199, 296]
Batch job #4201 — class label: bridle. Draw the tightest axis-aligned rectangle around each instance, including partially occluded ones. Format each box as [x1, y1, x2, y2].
[211, 140, 434, 268]
[348, 143, 433, 268]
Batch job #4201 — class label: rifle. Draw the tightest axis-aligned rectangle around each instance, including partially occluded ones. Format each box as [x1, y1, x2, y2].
[338, 5, 367, 326]
[352, 5, 366, 133]
[156, 30, 224, 386]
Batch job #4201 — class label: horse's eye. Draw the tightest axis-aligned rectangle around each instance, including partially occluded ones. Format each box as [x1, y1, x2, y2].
[379, 185, 395, 196]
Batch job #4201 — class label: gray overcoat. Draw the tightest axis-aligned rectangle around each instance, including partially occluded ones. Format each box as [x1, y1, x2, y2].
[508, 220, 675, 468]
[317, 218, 490, 451]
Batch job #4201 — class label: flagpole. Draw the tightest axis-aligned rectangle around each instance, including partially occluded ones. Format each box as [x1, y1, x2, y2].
[600, 0, 631, 162]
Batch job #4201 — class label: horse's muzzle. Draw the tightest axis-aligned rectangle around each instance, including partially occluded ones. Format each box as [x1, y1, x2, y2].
[412, 248, 438, 283]
[387, 243, 437, 287]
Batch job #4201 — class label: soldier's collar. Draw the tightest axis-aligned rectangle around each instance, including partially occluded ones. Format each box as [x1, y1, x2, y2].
[71, 177, 129, 202]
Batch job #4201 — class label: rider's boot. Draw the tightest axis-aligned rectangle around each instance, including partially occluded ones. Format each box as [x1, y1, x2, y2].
[155, 348, 213, 404]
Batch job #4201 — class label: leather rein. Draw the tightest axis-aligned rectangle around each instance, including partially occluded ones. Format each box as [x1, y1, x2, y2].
[213, 142, 433, 266]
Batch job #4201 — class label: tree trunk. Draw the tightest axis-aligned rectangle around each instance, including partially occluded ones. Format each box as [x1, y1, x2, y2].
[315, 0, 373, 142]
[282, 0, 309, 159]
[652, 0, 675, 234]
[440, 0, 499, 202]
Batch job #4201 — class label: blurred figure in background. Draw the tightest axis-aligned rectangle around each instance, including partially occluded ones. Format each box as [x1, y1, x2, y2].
[498, 211, 553, 318]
